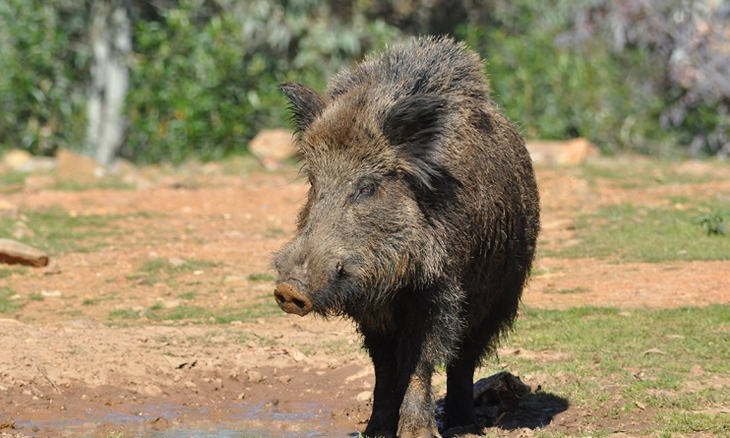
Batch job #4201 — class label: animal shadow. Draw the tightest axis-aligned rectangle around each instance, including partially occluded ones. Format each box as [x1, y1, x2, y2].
[440, 372, 570, 437]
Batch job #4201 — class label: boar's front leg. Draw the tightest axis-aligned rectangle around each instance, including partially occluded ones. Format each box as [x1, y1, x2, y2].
[362, 331, 404, 438]
[397, 361, 438, 438]
[361, 327, 440, 438]
[362, 288, 457, 437]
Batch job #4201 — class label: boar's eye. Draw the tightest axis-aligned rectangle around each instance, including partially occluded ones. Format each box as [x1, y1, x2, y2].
[307, 180, 317, 198]
[354, 181, 377, 202]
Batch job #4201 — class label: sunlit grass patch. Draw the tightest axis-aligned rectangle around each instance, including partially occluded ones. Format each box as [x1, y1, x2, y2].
[126, 258, 220, 286]
[247, 272, 276, 282]
[579, 160, 718, 189]
[106, 294, 280, 325]
[545, 202, 730, 262]
[0, 268, 19, 279]
[51, 177, 136, 191]
[108, 308, 140, 320]
[178, 291, 197, 300]
[0, 287, 23, 314]
[0, 206, 152, 254]
[481, 305, 730, 435]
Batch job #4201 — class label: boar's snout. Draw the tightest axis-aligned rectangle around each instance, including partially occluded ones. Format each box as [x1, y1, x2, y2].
[274, 281, 313, 316]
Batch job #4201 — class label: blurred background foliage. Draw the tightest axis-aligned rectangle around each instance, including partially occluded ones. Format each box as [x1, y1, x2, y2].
[1, 0, 729, 164]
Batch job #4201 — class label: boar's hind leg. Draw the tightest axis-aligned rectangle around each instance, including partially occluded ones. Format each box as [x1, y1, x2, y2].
[444, 349, 479, 429]
[444, 301, 517, 430]
[362, 332, 403, 438]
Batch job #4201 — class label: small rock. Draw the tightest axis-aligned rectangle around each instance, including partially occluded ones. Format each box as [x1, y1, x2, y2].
[526, 138, 599, 165]
[1, 149, 32, 170]
[18, 157, 57, 173]
[356, 391, 372, 403]
[40, 290, 62, 298]
[167, 257, 186, 268]
[141, 384, 163, 397]
[223, 275, 246, 286]
[277, 375, 291, 384]
[148, 416, 172, 431]
[248, 129, 297, 170]
[164, 356, 197, 371]
[246, 370, 264, 383]
[42, 260, 62, 276]
[159, 300, 181, 309]
[284, 347, 308, 363]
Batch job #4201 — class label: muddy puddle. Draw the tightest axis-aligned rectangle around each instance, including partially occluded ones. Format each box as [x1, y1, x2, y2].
[13, 401, 353, 438]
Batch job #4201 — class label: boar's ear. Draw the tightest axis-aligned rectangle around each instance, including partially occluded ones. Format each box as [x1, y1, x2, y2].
[383, 94, 449, 189]
[383, 94, 448, 147]
[279, 82, 326, 133]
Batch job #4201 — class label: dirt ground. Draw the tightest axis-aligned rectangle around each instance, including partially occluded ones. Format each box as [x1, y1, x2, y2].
[0, 156, 729, 437]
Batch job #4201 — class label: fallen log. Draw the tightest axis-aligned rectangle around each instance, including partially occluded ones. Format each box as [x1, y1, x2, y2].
[0, 238, 49, 267]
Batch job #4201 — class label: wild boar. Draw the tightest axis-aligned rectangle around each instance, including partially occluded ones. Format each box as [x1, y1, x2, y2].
[273, 36, 540, 437]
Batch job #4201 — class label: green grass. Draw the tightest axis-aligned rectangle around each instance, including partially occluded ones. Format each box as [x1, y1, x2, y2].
[126, 258, 220, 285]
[263, 227, 285, 238]
[540, 158, 730, 263]
[0, 268, 19, 279]
[178, 291, 197, 300]
[247, 272, 276, 282]
[51, 177, 135, 191]
[0, 206, 147, 254]
[0, 170, 30, 188]
[545, 202, 730, 262]
[0, 287, 23, 313]
[108, 308, 140, 320]
[579, 160, 716, 189]
[482, 305, 730, 435]
[107, 294, 280, 324]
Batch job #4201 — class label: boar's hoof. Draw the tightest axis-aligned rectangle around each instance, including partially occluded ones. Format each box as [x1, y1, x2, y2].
[274, 282, 313, 316]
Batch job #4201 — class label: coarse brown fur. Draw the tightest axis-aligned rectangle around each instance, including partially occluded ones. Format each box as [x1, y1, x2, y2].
[273, 36, 540, 437]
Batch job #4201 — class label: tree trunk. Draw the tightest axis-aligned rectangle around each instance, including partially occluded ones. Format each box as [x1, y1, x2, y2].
[86, 0, 131, 168]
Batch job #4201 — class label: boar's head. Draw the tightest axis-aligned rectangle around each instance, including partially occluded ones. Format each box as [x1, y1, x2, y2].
[273, 82, 460, 320]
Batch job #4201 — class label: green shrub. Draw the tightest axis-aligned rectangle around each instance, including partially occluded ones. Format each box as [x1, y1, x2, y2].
[3, 0, 727, 162]
[0, 0, 88, 155]
[123, 0, 399, 164]
[459, 2, 672, 155]
[458, 0, 730, 157]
